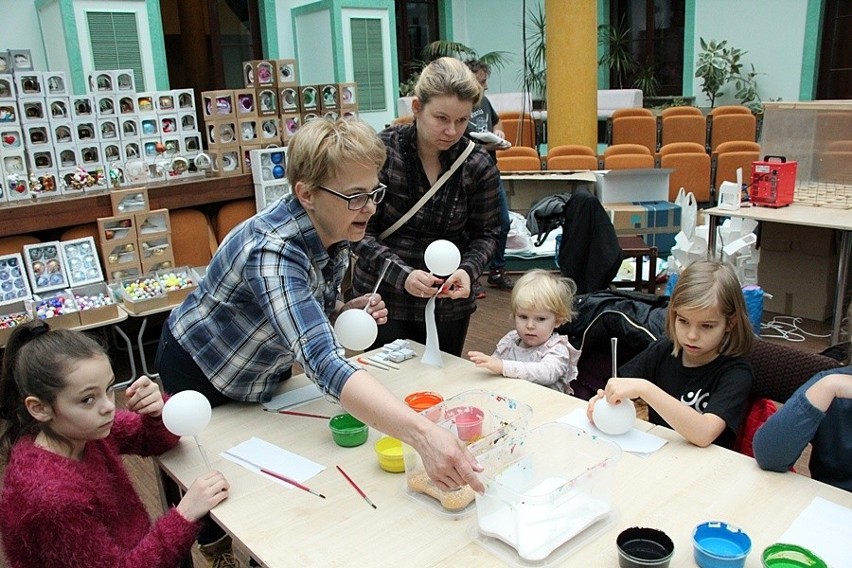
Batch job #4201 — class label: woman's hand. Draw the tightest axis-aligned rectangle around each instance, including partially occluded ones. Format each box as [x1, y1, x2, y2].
[467, 351, 503, 375]
[343, 293, 388, 325]
[176, 470, 230, 522]
[437, 269, 471, 300]
[124, 376, 164, 417]
[404, 269, 443, 299]
[414, 425, 484, 493]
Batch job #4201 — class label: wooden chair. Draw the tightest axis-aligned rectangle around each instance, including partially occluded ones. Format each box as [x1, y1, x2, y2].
[659, 106, 706, 149]
[215, 198, 256, 244]
[546, 143, 599, 169]
[501, 117, 537, 148]
[602, 144, 654, 170]
[609, 108, 657, 155]
[168, 208, 218, 267]
[707, 105, 757, 153]
[496, 155, 541, 173]
[712, 141, 761, 193]
[659, 142, 712, 203]
[0, 235, 39, 256]
[496, 146, 539, 159]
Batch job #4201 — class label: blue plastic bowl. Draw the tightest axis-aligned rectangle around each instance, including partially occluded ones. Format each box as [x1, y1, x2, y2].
[692, 522, 752, 568]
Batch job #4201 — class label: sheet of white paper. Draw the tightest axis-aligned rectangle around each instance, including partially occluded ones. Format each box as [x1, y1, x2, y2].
[778, 496, 852, 568]
[262, 384, 323, 410]
[421, 295, 443, 367]
[557, 408, 667, 455]
[221, 437, 325, 487]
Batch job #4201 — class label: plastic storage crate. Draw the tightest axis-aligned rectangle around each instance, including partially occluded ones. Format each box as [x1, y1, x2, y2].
[403, 389, 533, 517]
[473, 422, 621, 564]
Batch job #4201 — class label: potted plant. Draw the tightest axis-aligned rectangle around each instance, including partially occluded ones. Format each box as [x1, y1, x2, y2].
[694, 38, 746, 108]
[522, 2, 546, 108]
[598, 16, 638, 89]
[398, 41, 509, 97]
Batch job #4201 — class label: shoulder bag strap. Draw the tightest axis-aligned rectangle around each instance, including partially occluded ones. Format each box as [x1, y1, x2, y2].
[378, 140, 476, 241]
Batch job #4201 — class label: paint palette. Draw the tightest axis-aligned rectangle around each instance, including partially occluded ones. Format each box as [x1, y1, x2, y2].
[0, 253, 33, 305]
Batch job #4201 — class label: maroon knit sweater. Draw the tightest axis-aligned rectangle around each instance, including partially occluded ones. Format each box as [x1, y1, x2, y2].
[0, 410, 200, 568]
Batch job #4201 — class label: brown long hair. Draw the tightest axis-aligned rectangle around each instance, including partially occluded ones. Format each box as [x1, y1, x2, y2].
[0, 321, 106, 463]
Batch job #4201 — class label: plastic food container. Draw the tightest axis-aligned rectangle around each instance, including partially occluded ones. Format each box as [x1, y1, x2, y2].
[761, 543, 827, 568]
[374, 436, 404, 473]
[692, 522, 751, 568]
[328, 413, 368, 447]
[472, 422, 621, 564]
[403, 389, 532, 517]
[404, 391, 444, 421]
[617, 527, 675, 568]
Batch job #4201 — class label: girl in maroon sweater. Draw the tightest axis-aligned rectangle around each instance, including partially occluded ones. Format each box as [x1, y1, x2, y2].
[0, 322, 231, 568]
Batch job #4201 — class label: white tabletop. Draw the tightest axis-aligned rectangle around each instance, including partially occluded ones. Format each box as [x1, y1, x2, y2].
[156, 344, 852, 567]
[705, 203, 852, 232]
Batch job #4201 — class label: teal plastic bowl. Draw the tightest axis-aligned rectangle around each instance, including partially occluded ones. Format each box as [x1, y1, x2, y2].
[329, 413, 368, 447]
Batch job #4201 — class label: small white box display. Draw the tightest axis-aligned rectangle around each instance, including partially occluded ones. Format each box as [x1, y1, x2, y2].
[0, 253, 33, 305]
[23, 241, 69, 293]
[61, 237, 104, 287]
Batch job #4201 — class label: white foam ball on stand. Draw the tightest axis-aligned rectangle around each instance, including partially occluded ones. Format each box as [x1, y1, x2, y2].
[162, 390, 212, 437]
[334, 309, 378, 351]
[424, 239, 461, 276]
[592, 398, 636, 436]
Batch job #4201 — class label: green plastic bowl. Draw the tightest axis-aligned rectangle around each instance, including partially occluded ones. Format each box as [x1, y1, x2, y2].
[762, 544, 827, 568]
[329, 413, 368, 447]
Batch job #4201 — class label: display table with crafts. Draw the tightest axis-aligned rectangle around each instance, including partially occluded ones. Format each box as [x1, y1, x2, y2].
[155, 342, 852, 568]
[705, 204, 852, 344]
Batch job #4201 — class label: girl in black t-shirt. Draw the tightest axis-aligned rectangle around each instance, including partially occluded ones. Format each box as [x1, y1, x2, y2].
[587, 260, 754, 448]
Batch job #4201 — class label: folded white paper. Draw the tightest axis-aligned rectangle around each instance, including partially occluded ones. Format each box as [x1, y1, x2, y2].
[262, 384, 323, 411]
[221, 437, 325, 486]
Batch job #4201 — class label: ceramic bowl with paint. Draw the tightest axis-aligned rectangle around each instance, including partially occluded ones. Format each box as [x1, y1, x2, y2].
[692, 522, 752, 568]
[617, 526, 675, 568]
[445, 405, 484, 442]
[761, 543, 827, 568]
[374, 436, 404, 473]
[329, 413, 368, 447]
[404, 391, 444, 422]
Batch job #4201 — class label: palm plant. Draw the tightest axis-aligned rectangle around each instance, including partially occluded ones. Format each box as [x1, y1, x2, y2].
[522, 3, 546, 102]
[598, 16, 638, 89]
[398, 41, 510, 96]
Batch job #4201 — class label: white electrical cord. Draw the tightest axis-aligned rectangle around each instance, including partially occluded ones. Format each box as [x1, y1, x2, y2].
[760, 315, 832, 342]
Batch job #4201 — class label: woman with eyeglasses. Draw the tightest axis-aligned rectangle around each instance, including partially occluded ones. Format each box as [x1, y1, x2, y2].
[351, 57, 500, 356]
[155, 117, 485, 564]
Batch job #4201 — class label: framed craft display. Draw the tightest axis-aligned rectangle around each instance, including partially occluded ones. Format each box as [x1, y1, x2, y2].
[23, 241, 69, 294]
[0, 253, 33, 305]
[60, 237, 104, 287]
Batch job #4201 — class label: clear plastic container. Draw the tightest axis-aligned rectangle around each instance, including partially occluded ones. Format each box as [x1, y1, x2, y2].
[402, 389, 533, 517]
[473, 422, 621, 564]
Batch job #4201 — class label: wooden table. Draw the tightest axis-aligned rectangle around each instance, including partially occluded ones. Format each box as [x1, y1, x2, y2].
[705, 204, 852, 343]
[156, 344, 852, 567]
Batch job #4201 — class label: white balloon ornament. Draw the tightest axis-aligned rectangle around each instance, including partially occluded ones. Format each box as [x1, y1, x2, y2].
[592, 398, 636, 436]
[424, 239, 461, 276]
[334, 309, 378, 351]
[162, 390, 213, 470]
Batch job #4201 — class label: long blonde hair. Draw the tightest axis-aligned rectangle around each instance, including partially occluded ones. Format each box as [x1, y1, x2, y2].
[666, 260, 753, 357]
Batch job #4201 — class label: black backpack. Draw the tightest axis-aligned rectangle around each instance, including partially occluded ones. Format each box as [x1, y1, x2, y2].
[525, 192, 571, 246]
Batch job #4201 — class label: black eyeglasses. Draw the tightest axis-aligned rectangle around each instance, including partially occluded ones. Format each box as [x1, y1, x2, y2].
[316, 183, 386, 210]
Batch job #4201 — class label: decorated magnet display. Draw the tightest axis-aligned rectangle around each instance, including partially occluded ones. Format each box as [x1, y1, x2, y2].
[23, 242, 69, 294]
[60, 237, 104, 287]
[0, 253, 33, 305]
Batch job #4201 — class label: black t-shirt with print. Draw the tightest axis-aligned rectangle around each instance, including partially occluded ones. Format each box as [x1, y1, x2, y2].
[618, 338, 753, 449]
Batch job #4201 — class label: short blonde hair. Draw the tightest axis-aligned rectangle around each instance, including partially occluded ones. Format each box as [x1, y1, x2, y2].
[666, 260, 753, 357]
[286, 118, 386, 191]
[414, 57, 482, 107]
[511, 269, 577, 325]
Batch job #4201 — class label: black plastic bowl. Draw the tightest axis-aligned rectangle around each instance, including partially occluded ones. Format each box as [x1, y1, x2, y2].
[617, 527, 676, 568]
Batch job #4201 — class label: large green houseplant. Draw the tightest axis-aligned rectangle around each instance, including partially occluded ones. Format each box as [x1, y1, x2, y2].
[695, 37, 762, 110]
[398, 41, 509, 97]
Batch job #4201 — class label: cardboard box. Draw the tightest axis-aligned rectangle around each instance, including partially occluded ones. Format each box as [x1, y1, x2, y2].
[33, 291, 81, 330]
[98, 215, 136, 243]
[119, 275, 168, 314]
[0, 301, 32, 346]
[274, 59, 298, 86]
[758, 223, 838, 321]
[201, 90, 235, 120]
[101, 241, 139, 268]
[135, 209, 171, 239]
[158, 267, 199, 305]
[110, 187, 150, 215]
[108, 262, 142, 283]
[71, 282, 119, 326]
[594, 168, 672, 204]
[604, 201, 681, 255]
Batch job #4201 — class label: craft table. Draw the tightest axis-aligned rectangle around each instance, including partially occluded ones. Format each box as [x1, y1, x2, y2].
[705, 204, 852, 344]
[155, 343, 852, 567]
